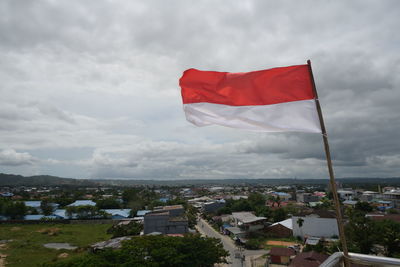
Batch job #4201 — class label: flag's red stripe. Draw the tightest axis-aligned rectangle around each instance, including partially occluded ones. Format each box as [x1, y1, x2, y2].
[180, 65, 315, 106]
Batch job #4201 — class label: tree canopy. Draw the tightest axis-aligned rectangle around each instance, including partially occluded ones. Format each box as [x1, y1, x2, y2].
[43, 234, 229, 267]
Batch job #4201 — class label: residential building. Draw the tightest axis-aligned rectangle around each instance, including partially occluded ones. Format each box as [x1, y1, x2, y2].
[296, 192, 319, 203]
[337, 190, 354, 201]
[292, 210, 338, 240]
[359, 190, 378, 202]
[143, 205, 188, 235]
[270, 192, 291, 201]
[202, 199, 226, 213]
[23, 215, 61, 220]
[136, 210, 151, 217]
[269, 247, 296, 266]
[379, 188, 400, 208]
[24, 201, 42, 209]
[268, 218, 293, 238]
[231, 212, 267, 232]
[342, 200, 357, 207]
[366, 213, 400, 223]
[67, 200, 96, 207]
[103, 209, 131, 219]
[289, 251, 329, 267]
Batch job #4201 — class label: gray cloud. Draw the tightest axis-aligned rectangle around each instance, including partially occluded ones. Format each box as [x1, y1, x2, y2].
[0, 0, 399, 179]
[0, 149, 36, 166]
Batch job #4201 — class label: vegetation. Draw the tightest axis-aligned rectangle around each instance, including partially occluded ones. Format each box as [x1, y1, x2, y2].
[65, 205, 108, 219]
[41, 200, 55, 216]
[303, 240, 340, 254]
[43, 234, 229, 267]
[0, 199, 27, 219]
[0, 223, 112, 267]
[186, 204, 198, 228]
[95, 198, 122, 209]
[107, 221, 143, 238]
[345, 208, 400, 257]
[244, 238, 264, 250]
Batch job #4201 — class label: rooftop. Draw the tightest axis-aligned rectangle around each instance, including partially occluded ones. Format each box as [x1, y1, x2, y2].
[290, 251, 329, 267]
[232, 211, 266, 223]
[67, 200, 96, 207]
[270, 247, 296, 257]
[155, 205, 184, 211]
[295, 210, 336, 219]
[271, 218, 293, 229]
[225, 226, 244, 235]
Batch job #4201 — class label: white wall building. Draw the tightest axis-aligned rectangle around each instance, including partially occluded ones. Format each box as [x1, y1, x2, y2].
[292, 212, 338, 240]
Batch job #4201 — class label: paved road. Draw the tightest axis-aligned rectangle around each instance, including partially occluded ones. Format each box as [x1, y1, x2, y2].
[196, 218, 266, 267]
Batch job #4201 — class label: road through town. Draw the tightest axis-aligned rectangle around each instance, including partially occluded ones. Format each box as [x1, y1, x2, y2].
[196, 218, 266, 267]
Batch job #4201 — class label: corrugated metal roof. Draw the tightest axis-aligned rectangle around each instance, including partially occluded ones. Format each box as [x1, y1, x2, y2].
[104, 209, 131, 218]
[67, 200, 96, 206]
[271, 218, 293, 229]
[24, 201, 41, 207]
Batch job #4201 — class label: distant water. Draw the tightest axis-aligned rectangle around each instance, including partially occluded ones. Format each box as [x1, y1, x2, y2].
[43, 243, 77, 250]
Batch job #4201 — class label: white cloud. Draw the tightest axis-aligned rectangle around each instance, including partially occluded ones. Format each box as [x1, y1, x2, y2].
[0, 149, 36, 166]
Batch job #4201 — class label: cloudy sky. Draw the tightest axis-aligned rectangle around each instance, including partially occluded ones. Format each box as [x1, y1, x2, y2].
[1, 0, 399, 180]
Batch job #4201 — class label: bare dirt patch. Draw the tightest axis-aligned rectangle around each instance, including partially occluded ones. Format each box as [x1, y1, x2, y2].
[57, 253, 69, 259]
[0, 244, 7, 267]
[266, 240, 297, 246]
[0, 253, 7, 267]
[10, 227, 21, 232]
[37, 228, 61, 236]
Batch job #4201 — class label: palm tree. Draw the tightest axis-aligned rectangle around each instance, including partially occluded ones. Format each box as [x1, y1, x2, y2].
[297, 218, 305, 239]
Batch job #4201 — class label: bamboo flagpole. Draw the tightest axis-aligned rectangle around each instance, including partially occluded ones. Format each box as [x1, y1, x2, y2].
[307, 60, 350, 267]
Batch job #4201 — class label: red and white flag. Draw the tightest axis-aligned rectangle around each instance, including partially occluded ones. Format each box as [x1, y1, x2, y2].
[180, 64, 321, 133]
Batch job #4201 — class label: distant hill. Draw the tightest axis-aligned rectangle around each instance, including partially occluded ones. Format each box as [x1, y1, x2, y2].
[0, 173, 97, 187]
[1, 173, 399, 187]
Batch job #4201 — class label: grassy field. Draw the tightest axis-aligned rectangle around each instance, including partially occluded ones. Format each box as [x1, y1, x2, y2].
[0, 223, 112, 267]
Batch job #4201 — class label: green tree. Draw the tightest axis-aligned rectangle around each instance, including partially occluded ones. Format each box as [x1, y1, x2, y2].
[248, 193, 266, 208]
[231, 199, 252, 212]
[345, 211, 377, 254]
[296, 218, 304, 227]
[186, 205, 198, 228]
[244, 238, 263, 250]
[43, 234, 229, 267]
[216, 206, 232, 215]
[355, 201, 373, 213]
[40, 200, 55, 216]
[122, 188, 141, 204]
[3, 201, 27, 219]
[254, 205, 271, 218]
[376, 219, 400, 257]
[95, 198, 121, 209]
[272, 208, 287, 222]
[107, 221, 143, 238]
[66, 205, 108, 219]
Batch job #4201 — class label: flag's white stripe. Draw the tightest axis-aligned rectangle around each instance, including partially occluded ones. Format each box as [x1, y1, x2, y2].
[183, 99, 321, 133]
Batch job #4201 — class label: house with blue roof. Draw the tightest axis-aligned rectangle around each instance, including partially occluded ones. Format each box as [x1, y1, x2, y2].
[103, 209, 132, 219]
[136, 210, 151, 217]
[24, 201, 59, 215]
[53, 209, 70, 219]
[270, 192, 291, 201]
[24, 201, 42, 208]
[159, 197, 170, 203]
[0, 192, 13, 197]
[24, 215, 61, 221]
[67, 200, 96, 207]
